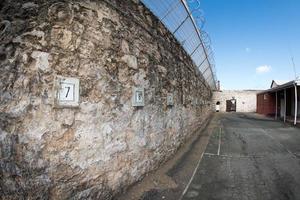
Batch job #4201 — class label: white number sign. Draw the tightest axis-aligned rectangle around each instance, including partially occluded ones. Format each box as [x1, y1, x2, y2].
[54, 76, 80, 107]
[132, 87, 145, 107]
[59, 82, 75, 101]
[167, 93, 174, 106]
[136, 91, 144, 103]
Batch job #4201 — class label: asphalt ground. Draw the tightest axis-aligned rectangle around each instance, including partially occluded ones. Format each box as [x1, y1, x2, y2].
[121, 113, 300, 200]
[182, 113, 300, 200]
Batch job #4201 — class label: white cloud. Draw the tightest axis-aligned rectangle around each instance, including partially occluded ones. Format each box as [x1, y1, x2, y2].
[256, 65, 271, 74]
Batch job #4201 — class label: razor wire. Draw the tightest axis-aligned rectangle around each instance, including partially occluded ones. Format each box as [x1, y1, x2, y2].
[141, 0, 217, 90]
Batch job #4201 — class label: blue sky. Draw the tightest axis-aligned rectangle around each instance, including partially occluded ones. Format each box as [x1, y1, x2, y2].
[195, 0, 300, 90]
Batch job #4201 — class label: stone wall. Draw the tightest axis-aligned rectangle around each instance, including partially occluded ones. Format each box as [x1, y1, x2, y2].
[213, 90, 260, 112]
[0, 0, 212, 199]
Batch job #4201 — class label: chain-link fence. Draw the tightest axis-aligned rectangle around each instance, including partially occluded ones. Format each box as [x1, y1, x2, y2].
[141, 0, 217, 90]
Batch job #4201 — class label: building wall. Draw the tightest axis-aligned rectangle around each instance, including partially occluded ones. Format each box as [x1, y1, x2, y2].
[0, 0, 212, 199]
[257, 93, 276, 116]
[289, 87, 300, 116]
[257, 87, 300, 117]
[213, 90, 259, 112]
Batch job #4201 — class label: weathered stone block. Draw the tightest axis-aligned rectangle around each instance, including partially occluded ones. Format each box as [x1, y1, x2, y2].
[31, 51, 50, 71]
[121, 54, 138, 69]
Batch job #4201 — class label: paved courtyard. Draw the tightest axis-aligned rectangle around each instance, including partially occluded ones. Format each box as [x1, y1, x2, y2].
[132, 113, 300, 200]
[182, 113, 300, 200]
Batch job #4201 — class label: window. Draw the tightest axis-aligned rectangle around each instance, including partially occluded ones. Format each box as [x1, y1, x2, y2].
[263, 94, 267, 100]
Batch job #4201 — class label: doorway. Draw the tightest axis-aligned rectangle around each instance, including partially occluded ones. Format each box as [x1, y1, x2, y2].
[216, 101, 220, 112]
[226, 98, 236, 112]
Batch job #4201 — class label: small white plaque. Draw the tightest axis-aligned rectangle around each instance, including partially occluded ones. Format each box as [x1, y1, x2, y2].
[132, 87, 145, 107]
[167, 93, 174, 106]
[54, 76, 79, 108]
[59, 82, 75, 101]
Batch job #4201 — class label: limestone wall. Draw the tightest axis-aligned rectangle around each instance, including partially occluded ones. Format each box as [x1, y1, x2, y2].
[213, 90, 260, 112]
[0, 0, 212, 199]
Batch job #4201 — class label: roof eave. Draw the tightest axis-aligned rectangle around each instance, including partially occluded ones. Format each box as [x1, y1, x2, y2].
[258, 80, 299, 94]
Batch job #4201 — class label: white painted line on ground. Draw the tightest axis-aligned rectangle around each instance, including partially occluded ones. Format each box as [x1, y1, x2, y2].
[204, 152, 217, 156]
[204, 153, 266, 158]
[179, 121, 224, 199]
[179, 152, 204, 200]
[217, 127, 222, 155]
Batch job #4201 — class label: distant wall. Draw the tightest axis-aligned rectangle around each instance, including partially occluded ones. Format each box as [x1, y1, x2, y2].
[213, 90, 260, 112]
[0, 0, 212, 199]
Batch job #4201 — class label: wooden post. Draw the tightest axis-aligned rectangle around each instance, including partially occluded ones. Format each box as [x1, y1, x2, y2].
[294, 84, 298, 125]
[275, 92, 278, 120]
[284, 89, 286, 123]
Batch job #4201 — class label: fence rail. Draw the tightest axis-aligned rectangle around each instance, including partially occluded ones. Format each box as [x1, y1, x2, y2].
[141, 0, 217, 90]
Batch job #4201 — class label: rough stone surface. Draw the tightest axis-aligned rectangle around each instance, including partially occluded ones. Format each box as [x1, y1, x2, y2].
[0, 0, 212, 199]
[31, 51, 50, 71]
[213, 90, 261, 112]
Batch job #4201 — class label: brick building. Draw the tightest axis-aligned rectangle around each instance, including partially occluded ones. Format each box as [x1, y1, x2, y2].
[257, 80, 300, 125]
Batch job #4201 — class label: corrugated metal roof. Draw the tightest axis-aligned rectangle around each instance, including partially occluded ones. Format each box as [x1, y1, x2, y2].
[270, 80, 289, 88]
[258, 79, 300, 94]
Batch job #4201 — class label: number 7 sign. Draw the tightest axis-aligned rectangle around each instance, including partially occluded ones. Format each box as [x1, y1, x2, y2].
[59, 83, 74, 101]
[54, 76, 80, 108]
